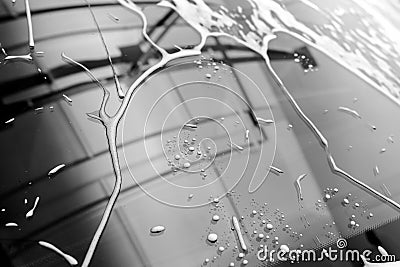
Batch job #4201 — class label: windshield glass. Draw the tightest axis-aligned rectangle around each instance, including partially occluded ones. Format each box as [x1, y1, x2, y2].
[1, 0, 400, 266]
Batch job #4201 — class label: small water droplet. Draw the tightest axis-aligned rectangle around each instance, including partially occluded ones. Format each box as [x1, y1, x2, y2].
[207, 233, 218, 243]
[212, 215, 220, 221]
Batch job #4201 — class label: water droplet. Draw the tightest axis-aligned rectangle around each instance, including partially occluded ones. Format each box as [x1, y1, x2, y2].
[238, 253, 245, 258]
[205, 73, 212, 79]
[242, 259, 248, 265]
[183, 162, 191, 168]
[266, 223, 274, 230]
[218, 246, 225, 252]
[174, 155, 181, 160]
[207, 233, 218, 243]
[150, 225, 166, 234]
[212, 215, 220, 221]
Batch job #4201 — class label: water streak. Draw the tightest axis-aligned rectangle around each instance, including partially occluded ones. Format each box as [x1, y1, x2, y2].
[26, 196, 39, 218]
[232, 216, 247, 252]
[294, 173, 307, 202]
[38, 241, 78, 266]
[338, 106, 362, 119]
[48, 164, 65, 176]
[270, 165, 284, 175]
[24, 0, 34, 49]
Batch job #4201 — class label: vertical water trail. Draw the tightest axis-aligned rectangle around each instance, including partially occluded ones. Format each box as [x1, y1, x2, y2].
[24, 0, 34, 49]
[84, 0, 125, 99]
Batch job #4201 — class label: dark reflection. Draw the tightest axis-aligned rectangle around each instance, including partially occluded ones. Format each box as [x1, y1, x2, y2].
[1, 0, 400, 267]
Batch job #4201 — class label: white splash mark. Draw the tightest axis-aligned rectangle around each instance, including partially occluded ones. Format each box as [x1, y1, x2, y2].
[232, 216, 247, 252]
[337, 106, 362, 119]
[48, 164, 65, 176]
[78, 1, 201, 266]
[270, 165, 284, 175]
[5, 222, 18, 227]
[160, 0, 400, 211]
[62, 94, 72, 104]
[256, 117, 275, 125]
[38, 241, 78, 266]
[294, 174, 307, 202]
[26, 196, 40, 219]
[24, 0, 34, 49]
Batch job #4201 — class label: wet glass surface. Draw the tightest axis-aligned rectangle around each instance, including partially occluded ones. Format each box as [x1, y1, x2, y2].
[1, 0, 400, 266]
